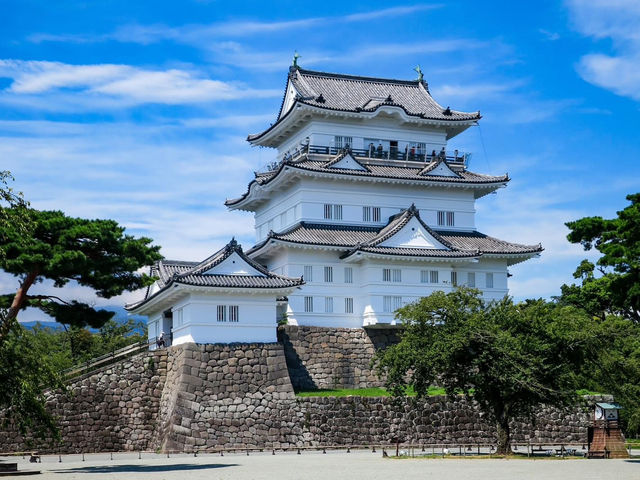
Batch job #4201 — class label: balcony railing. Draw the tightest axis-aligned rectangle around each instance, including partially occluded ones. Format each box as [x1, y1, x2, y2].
[274, 144, 467, 165]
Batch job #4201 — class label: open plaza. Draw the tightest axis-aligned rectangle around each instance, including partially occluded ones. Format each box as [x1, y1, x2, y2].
[3, 449, 639, 480]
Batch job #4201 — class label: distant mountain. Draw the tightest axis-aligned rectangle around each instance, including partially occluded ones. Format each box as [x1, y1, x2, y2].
[19, 306, 147, 333]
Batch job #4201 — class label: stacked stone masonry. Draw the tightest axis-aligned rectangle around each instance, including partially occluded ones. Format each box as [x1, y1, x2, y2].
[278, 325, 400, 390]
[0, 330, 600, 453]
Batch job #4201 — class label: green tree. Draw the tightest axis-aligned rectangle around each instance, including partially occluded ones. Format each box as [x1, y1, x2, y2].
[0, 207, 162, 344]
[0, 316, 64, 443]
[561, 193, 640, 322]
[375, 289, 599, 454]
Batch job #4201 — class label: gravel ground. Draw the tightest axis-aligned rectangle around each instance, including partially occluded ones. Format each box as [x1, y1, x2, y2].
[2, 449, 639, 480]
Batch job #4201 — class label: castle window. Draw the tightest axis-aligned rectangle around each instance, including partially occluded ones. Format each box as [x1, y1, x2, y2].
[324, 266, 333, 283]
[430, 270, 439, 283]
[324, 204, 343, 220]
[334, 135, 353, 149]
[467, 272, 476, 288]
[384, 268, 401, 282]
[304, 296, 314, 313]
[422, 270, 439, 283]
[344, 267, 353, 284]
[304, 265, 313, 282]
[229, 305, 239, 323]
[486, 272, 494, 289]
[383, 296, 402, 313]
[345, 297, 354, 314]
[363, 206, 381, 222]
[450, 271, 458, 287]
[437, 211, 455, 227]
[217, 305, 226, 322]
[325, 297, 334, 313]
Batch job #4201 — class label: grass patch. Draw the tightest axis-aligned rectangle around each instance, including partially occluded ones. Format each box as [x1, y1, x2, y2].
[295, 386, 446, 397]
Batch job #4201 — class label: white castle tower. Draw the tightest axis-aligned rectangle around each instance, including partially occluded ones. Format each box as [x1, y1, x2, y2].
[227, 62, 542, 328]
[130, 61, 542, 346]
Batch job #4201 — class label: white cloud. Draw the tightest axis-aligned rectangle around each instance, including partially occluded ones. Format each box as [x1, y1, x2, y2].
[28, 5, 442, 44]
[0, 60, 280, 108]
[567, 0, 640, 101]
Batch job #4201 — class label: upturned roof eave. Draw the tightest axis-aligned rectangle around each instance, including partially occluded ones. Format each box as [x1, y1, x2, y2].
[225, 162, 508, 211]
[247, 101, 480, 147]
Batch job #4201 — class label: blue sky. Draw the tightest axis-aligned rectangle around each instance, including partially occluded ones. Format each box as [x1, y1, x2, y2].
[2, 0, 639, 316]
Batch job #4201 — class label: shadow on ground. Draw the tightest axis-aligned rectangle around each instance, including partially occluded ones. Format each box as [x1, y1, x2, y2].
[51, 463, 237, 473]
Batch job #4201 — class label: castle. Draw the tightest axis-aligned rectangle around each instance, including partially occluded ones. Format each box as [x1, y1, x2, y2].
[128, 61, 542, 346]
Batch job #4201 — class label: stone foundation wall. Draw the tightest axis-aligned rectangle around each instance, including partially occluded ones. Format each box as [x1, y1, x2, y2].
[1, 341, 596, 453]
[278, 325, 401, 390]
[0, 350, 167, 453]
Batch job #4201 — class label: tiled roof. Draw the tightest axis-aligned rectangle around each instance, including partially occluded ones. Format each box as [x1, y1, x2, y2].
[128, 239, 304, 311]
[226, 154, 508, 207]
[288, 68, 479, 121]
[346, 247, 479, 258]
[248, 211, 542, 258]
[248, 67, 481, 143]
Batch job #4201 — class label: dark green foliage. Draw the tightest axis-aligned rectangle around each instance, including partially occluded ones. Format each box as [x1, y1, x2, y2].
[0, 316, 64, 444]
[375, 288, 600, 454]
[561, 193, 640, 322]
[0, 207, 162, 335]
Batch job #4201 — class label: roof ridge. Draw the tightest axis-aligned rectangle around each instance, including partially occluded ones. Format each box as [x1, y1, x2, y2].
[296, 67, 421, 86]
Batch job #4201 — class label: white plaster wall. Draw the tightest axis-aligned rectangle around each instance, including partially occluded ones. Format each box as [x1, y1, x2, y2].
[255, 247, 509, 328]
[253, 178, 478, 241]
[168, 293, 278, 344]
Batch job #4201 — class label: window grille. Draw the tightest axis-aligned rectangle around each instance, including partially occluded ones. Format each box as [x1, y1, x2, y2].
[392, 269, 402, 282]
[304, 265, 313, 282]
[430, 270, 439, 283]
[383, 268, 391, 282]
[325, 297, 334, 313]
[324, 204, 333, 219]
[229, 305, 239, 322]
[217, 305, 226, 322]
[383, 296, 402, 313]
[363, 206, 371, 222]
[334, 136, 353, 149]
[334, 204, 342, 220]
[344, 267, 353, 284]
[324, 266, 333, 283]
[450, 271, 458, 287]
[345, 297, 354, 314]
[420, 270, 429, 283]
[437, 211, 445, 226]
[372, 207, 381, 222]
[446, 211, 455, 226]
[304, 296, 314, 313]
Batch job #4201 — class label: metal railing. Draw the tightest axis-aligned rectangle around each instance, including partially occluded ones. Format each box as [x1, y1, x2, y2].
[61, 340, 152, 381]
[266, 144, 467, 171]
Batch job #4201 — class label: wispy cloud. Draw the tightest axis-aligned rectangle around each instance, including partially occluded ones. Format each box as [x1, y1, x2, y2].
[28, 5, 443, 44]
[0, 60, 280, 109]
[566, 0, 640, 101]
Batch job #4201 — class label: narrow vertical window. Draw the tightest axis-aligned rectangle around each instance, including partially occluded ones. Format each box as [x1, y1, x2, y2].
[430, 270, 439, 283]
[383, 296, 403, 313]
[324, 204, 333, 219]
[382, 268, 391, 282]
[304, 296, 314, 313]
[446, 211, 455, 226]
[324, 266, 333, 283]
[217, 305, 226, 322]
[486, 273, 494, 289]
[363, 206, 371, 222]
[229, 305, 239, 322]
[325, 297, 334, 313]
[392, 269, 402, 282]
[420, 270, 429, 283]
[467, 272, 476, 288]
[450, 271, 458, 287]
[372, 207, 381, 222]
[334, 204, 342, 220]
[345, 297, 354, 314]
[304, 265, 313, 282]
[344, 267, 353, 284]
[437, 211, 445, 226]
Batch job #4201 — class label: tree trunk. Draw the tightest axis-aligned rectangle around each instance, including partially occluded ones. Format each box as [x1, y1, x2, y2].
[495, 409, 512, 455]
[0, 269, 38, 345]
